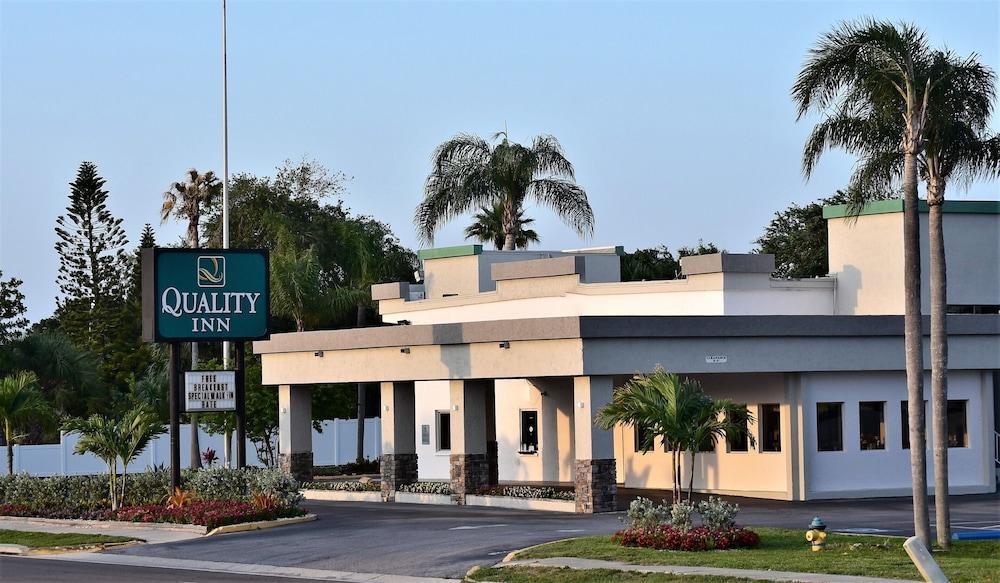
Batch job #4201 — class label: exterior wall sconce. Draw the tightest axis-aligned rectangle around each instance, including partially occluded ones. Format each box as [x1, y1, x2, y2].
[314, 351, 324, 357]
[397, 319, 412, 325]
[577, 401, 585, 409]
[498, 341, 511, 349]
[400, 347, 411, 354]
[452, 404, 460, 411]
[384, 405, 390, 412]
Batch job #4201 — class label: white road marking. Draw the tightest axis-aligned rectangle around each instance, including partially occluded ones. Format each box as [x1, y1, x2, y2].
[448, 524, 508, 531]
[835, 528, 892, 534]
[555, 529, 586, 533]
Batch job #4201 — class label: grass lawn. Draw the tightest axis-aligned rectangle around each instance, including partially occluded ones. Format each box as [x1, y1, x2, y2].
[0, 529, 138, 549]
[517, 528, 1000, 583]
[470, 566, 763, 583]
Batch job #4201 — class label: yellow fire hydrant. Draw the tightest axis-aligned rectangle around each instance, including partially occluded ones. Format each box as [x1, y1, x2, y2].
[805, 517, 828, 551]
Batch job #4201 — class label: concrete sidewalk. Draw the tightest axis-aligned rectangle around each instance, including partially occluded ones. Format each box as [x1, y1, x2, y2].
[503, 557, 921, 583]
[0, 517, 203, 544]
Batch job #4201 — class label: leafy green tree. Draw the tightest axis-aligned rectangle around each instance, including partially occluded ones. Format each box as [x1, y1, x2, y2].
[754, 191, 892, 278]
[53, 162, 130, 389]
[620, 241, 720, 282]
[271, 241, 325, 333]
[464, 203, 540, 250]
[161, 168, 222, 469]
[0, 331, 99, 422]
[0, 371, 53, 474]
[792, 19, 941, 544]
[416, 132, 593, 250]
[595, 369, 750, 503]
[0, 272, 29, 344]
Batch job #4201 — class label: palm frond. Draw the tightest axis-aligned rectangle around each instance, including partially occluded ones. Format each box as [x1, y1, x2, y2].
[528, 178, 595, 237]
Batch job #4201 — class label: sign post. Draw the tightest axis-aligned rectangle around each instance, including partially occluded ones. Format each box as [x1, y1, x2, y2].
[142, 248, 269, 491]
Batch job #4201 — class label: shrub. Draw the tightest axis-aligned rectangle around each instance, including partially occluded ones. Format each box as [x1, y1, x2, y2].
[312, 459, 380, 477]
[613, 525, 760, 552]
[625, 497, 670, 531]
[397, 481, 451, 495]
[305, 480, 379, 492]
[668, 500, 697, 533]
[697, 496, 740, 531]
[476, 485, 575, 501]
[113, 500, 306, 531]
[248, 467, 303, 508]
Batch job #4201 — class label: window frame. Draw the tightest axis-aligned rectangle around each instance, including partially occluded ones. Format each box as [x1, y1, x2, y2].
[435, 410, 451, 452]
[815, 402, 844, 452]
[946, 399, 969, 448]
[859, 401, 886, 451]
[725, 404, 750, 453]
[759, 403, 782, 453]
[519, 409, 539, 454]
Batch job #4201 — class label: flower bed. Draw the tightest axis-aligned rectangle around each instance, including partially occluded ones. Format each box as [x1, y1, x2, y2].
[397, 482, 451, 495]
[613, 525, 760, 552]
[313, 459, 380, 477]
[0, 501, 306, 531]
[303, 480, 379, 492]
[476, 485, 574, 500]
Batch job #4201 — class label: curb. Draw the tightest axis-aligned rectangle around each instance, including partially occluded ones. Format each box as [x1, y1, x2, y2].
[0, 544, 29, 555]
[205, 513, 317, 536]
[502, 536, 584, 563]
[0, 515, 204, 534]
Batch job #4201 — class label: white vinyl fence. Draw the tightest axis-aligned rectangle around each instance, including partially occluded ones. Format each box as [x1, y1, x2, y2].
[1, 418, 381, 476]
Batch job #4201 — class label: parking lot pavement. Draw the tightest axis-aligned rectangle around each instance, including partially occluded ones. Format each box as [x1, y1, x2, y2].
[110, 501, 624, 578]
[107, 492, 1000, 579]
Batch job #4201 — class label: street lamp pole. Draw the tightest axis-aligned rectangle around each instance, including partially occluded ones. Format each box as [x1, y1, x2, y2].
[222, 0, 231, 370]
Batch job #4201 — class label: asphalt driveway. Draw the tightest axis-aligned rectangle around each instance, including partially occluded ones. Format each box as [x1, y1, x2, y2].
[108, 492, 999, 579]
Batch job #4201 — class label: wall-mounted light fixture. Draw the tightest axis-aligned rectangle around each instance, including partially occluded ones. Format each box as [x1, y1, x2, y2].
[577, 401, 586, 409]
[400, 347, 411, 354]
[498, 341, 511, 349]
[452, 404, 460, 411]
[384, 405, 390, 412]
[314, 351, 324, 358]
[397, 319, 412, 326]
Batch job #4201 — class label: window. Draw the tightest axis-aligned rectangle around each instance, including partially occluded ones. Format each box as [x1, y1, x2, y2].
[436, 411, 451, 451]
[725, 405, 749, 452]
[947, 400, 968, 448]
[519, 410, 538, 453]
[947, 304, 1000, 314]
[901, 400, 926, 449]
[634, 423, 654, 453]
[859, 401, 885, 450]
[420, 424, 430, 446]
[760, 404, 781, 452]
[816, 402, 843, 452]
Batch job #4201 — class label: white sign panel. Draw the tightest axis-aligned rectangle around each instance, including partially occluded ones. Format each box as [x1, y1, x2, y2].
[705, 355, 728, 364]
[184, 371, 236, 412]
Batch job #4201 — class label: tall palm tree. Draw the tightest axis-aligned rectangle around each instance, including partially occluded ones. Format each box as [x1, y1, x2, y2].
[0, 371, 53, 475]
[792, 19, 938, 545]
[161, 168, 222, 470]
[271, 241, 324, 333]
[920, 50, 997, 548]
[63, 414, 123, 509]
[464, 202, 540, 250]
[416, 132, 594, 250]
[802, 47, 998, 547]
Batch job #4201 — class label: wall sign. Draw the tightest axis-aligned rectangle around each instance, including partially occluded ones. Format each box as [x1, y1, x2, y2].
[142, 248, 270, 342]
[705, 355, 728, 364]
[185, 371, 236, 412]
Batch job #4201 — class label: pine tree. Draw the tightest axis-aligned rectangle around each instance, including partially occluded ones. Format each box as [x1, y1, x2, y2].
[0, 272, 29, 344]
[54, 162, 130, 382]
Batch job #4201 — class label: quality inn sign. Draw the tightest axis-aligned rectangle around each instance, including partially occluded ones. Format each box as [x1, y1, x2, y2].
[142, 248, 270, 342]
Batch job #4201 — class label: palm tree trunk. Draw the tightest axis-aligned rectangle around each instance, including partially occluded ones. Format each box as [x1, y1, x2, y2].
[928, 180, 951, 548]
[502, 197, 516, 250]
[120, 463, 128, 507]
[687, 451, 696, 501]
[902, 148, 931, 546]
[190, 343, 202, 469]
[223, 429, 232, 468]
[6, 441, 12, 476]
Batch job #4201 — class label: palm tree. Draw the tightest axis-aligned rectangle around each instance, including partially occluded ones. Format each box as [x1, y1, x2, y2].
[415, 132, 593, 250]
[0, 371, 53, 475]
[792, 19, 939, 545]
[114, 405, 165, 505]
[271, 241, 325, 333]
[161, 168, 222, 469]
[63, 414, 123, 509]
[595, 369, 750, 503]
[464, 203, 540, 250]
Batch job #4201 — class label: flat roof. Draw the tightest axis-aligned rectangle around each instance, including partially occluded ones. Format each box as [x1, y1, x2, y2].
[823, 199, 1000, 219]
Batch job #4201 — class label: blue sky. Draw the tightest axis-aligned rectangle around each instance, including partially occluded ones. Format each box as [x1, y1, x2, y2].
[2, 0, 998, 323]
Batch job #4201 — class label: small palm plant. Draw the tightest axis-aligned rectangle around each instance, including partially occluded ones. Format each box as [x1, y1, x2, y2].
[115, 406, 166, 505]
[63, 415, 123, 509]
[0, 371, 53, 475]
[464, 202, 540, 250]
[596, 368, 753, 503]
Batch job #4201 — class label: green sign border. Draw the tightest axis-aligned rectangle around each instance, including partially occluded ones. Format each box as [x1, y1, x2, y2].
[142, 247, 271, 343]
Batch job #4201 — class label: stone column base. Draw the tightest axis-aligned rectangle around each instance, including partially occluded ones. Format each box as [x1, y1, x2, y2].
[574, 458, 617, 513]
[279, 451, 314, 483]
[450, 453, 488, 504]
[381, 453, 418, 502]
[486, 441, 499, 486]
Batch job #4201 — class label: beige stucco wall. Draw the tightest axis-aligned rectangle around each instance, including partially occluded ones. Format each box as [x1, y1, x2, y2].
[616, 373, 795, 499]
[493, 378, 576, 483]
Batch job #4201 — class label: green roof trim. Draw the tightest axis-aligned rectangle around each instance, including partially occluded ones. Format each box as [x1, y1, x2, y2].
[823, 199, 1000, 219]
[417, 244, 483, 260]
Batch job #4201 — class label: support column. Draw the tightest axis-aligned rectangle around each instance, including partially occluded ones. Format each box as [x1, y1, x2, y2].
[485, 383, 499, 487]
[380, 381, 417, 502]
[449, 380, 489, 503]
[278, 385, 313, 482]
[573, 376, 617, 513]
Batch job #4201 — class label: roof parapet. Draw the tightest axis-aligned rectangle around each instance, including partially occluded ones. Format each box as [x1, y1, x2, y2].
[491, 255, 586, 282]
[680, 253, 775, 276]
